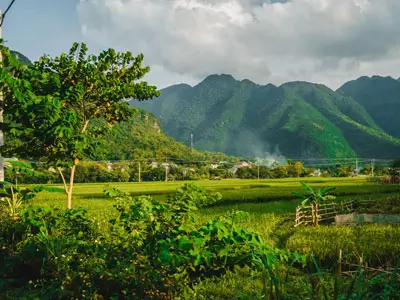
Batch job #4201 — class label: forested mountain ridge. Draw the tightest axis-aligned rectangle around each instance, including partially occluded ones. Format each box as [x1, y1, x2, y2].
[133, 74, 400, 159]
[338, 75, 400, 139]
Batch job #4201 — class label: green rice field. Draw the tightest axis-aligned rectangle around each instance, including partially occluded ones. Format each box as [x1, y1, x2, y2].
[30, 177, 400, 234]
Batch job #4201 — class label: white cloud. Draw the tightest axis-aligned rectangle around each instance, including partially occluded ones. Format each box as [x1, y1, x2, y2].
[77, 0, 400, 89]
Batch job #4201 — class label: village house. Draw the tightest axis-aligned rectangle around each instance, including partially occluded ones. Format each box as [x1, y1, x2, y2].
[235, 161, 253, 168]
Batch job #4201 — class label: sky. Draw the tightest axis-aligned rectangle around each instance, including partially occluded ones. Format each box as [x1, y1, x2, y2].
[3, 0, 400, 89]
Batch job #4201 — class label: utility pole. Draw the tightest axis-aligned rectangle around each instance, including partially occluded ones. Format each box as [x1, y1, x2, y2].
[355, 158, 359, 177]
[371, 158, 374, 177]
[190, 133, 193, 153]
[0, 1, 18, 183]
[165, 156, 168, 182]
[138, 161, 141, 183]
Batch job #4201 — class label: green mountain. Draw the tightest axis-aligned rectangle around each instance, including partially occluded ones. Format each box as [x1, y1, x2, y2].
[90, 108, 234, 162]
[338, 76, 400, 138]
[11, 50, 32, 66]
[132, 74, 400, 159]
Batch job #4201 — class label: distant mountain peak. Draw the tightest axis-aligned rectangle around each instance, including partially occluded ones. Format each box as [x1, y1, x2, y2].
[201, 74, 236, 84]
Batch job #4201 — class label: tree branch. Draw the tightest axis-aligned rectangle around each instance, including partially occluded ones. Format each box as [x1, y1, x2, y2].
[81, 119, 90, 134]
[57, 167, 68, 194]
[0, 0, 18, 27]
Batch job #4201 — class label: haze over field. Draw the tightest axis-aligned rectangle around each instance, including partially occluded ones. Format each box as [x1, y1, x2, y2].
[5, 0, 400, 90]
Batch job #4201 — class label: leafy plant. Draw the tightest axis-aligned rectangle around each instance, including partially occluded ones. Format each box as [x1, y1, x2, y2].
[0, 181, 64, 218]
[293, 182, 336, 226]
[167, 182, 222, 208]
[103, 184, 128, 198]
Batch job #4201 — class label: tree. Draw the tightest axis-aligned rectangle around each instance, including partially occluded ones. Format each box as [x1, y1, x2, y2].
[1, 42, 159, 208]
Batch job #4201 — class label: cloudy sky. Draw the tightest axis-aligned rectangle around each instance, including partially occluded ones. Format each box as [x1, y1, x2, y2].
[3, 0, 400, 89]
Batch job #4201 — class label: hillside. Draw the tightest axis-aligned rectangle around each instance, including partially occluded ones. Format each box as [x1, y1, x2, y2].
[132, 74, 400, 159]
[90, 108, 235, 162]
[11, 50, 32, 66]
[338, 76, 400, 138]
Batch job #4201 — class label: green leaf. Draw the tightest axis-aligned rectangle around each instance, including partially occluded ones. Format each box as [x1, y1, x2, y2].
[300, 181, 313, 194]
[178, 236, 193, 251]
[159, 249, 172, 265]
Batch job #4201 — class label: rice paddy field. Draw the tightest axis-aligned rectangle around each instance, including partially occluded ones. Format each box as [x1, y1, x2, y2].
[32, 177, 400, 218]
[29, 177, 400, 244]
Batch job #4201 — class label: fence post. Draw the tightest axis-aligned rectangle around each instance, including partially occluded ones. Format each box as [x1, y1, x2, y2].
[312, 205, 315, 226]
[295, 206, 300, 226]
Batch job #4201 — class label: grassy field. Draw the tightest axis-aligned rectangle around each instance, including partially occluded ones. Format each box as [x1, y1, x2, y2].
[30, 177, 400, 239]
[33, 177, 400, 204]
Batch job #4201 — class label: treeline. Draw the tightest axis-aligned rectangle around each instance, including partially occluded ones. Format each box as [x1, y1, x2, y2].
[6, 159, 400, 184]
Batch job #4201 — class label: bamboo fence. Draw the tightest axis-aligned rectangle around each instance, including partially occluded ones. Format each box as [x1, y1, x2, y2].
[295, 200, 355, 227]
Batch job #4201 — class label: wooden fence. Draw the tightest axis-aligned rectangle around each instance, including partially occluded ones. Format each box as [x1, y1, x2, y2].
[338, 250, 400, 278]
[295, 200, 355, 227]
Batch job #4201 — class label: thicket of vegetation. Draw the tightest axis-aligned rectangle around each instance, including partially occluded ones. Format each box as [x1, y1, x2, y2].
[1, 183, 400, 299]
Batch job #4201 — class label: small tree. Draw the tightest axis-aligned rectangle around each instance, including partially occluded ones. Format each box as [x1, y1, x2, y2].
[293, 182, 336, 226]
[1, 42, 159, 209]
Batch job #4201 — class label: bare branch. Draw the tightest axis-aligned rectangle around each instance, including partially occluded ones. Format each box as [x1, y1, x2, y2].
[57, 167, 68, 194]
[0, 0, 18, 27]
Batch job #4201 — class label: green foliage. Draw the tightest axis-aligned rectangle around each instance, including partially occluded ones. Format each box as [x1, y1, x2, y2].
[0, 183, 299, 299]
[1, 41, 161, 208]
[0, 181, 64, 218]
[1, 42, 159, 166]
[2, 180, 400, 298]
[167, 182, 222, 208]
[293, 182, 336, 207]
[103, 185, 128, 198]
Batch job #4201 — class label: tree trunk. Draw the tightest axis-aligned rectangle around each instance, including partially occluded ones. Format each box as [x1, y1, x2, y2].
[67, 164, 77, 209]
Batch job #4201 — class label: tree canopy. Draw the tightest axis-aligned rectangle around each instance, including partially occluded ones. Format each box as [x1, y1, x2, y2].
[0, 41, 160, 208]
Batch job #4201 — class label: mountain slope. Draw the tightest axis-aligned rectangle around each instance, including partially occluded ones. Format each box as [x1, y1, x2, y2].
[133, 74, 400, 159]
[338, 76, 400, 138]
[90, 108, 233, 162]
[11, 50, 33, 66]
[282, 82, 400, 158]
